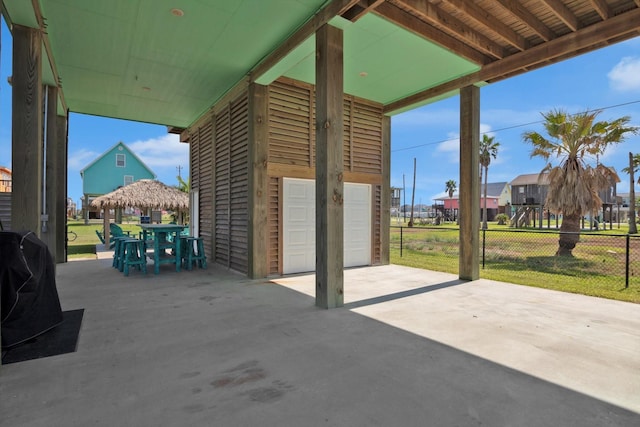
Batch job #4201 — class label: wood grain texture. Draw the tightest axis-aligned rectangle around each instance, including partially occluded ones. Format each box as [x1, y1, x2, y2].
[11, 25, 43, 236]
[248, 83, 269, 278]
[315, 24, 344, 309]
[459, 86, 480, 281]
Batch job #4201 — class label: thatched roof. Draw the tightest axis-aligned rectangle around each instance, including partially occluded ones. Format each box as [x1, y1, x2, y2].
[91, 179, 188, 210]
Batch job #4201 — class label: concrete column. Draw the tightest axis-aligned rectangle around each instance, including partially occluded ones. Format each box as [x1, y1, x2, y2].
[11, 25, 43, 235]
[459, 85, 480, 280]
[315, 24, 344, 308]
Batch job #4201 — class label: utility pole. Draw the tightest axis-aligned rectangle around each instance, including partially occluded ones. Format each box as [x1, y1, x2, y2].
[176, 165, 183, 178]
[403, 174, 406, 222]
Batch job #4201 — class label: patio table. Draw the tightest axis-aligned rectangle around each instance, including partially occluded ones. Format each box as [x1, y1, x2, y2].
[138, 224, 187, 274]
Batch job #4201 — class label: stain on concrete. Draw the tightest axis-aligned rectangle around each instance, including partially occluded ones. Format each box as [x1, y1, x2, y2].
[182, 403, 205, 413]
[180, 371, 201, 379]
[242, 387, 284, 403]
[199, 295, 217, 302]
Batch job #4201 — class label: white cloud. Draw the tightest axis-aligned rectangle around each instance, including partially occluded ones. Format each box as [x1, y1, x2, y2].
[608, 57, 640, 92]
[68, 148, 100, 171]
[436, 124, 496, 163]
[127, 134, 188, 168]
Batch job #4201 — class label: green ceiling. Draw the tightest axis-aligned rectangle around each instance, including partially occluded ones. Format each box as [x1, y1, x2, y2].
[3, 0, 480, 127]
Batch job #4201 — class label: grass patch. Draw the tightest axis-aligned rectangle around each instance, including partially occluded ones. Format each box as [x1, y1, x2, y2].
[391, 224, 640, 304]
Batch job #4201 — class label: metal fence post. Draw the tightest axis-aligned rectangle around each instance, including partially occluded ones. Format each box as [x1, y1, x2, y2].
[626, 234, 630, 289]
[482, 228, 486, 269]
[400, 227, 403, 258]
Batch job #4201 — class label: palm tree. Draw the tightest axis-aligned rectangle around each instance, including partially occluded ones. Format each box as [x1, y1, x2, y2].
[479, 134, 500, 229]
[622, 152, 640, 234]
[445, 179, 456, 222]
[523, 109, 638, 256]
[176, 175, 190, 193]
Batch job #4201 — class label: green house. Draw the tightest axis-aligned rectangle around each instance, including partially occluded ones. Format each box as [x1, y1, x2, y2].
[80, 141, 156, 220]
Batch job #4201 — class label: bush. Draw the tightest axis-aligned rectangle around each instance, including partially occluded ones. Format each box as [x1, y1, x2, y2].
[495, 213, 509, 225]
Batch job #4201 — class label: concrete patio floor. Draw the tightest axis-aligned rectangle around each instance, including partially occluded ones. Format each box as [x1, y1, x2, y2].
[1, 259, 639, 426]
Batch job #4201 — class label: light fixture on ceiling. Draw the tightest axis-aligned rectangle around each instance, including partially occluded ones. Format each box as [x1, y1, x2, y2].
[171, 8, 184, 17]
[359, 71, 368, 77]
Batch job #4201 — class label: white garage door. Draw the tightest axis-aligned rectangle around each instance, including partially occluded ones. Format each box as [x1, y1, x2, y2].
[283, 178, 371, 274]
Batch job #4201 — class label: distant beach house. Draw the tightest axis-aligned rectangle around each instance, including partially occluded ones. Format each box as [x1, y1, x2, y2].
[434, 181, 511, 221]
[80, 142, 156, 220]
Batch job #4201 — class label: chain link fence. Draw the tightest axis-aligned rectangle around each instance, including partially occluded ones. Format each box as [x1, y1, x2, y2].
[390, 226, 640, 291]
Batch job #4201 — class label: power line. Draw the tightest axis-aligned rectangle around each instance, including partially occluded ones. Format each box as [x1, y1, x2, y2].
[391, 99, 640, 153]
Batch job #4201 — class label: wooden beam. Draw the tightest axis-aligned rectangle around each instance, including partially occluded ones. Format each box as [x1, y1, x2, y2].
[590, 0, 612, 20]
[374, 2, 491, 65]
[44, 85, 60, 261]
[441, 0, 528, 51]
[56, 112, 68, 263]
[397, 0, 505, 59]
[342, 0, 386, 22]
[495, 0, 556, 42]
[540, 0, 580, 31]
[380, 115, 391, 265]
[315, 24, 344, 309]
[383, 7, 640, 113]
[459, 85, 479, 281]
[31, 0, 67, 113]
[247, 83, 269, 279]
[11, 25, 43, 236]
[250, 0, 359, 82]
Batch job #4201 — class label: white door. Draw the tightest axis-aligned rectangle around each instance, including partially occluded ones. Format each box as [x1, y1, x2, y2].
[282, 178, 371, 274]
[344, 183, 371, 268]
[283, 179, 316, 274]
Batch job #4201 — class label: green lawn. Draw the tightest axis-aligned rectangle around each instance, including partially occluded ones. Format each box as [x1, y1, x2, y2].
[391, 223, 640, 304]
[66, 220, 150, 259]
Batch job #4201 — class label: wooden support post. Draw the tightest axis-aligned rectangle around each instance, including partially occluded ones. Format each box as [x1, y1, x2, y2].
[248, 83, 269, 278]
[459, 85, 480, 280]
[43, 85, 60, 261]
[56, 113, 68, 263]
[103, 209, 110, 247]
[11, 25, 43, 235]
[381, 115, 391, 264]
[315, 24, 344, 308]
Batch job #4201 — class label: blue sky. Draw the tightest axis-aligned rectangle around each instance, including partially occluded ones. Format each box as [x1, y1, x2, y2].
[1, 19, 639, 209]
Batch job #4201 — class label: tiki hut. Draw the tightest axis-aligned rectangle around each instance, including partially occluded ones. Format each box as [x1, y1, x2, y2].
[91, 179, 189, 245]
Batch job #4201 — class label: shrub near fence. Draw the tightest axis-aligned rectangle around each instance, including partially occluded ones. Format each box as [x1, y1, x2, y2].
[390, 226, 640, 303]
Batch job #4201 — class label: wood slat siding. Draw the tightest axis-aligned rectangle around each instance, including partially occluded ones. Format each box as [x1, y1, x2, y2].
[198, 121, 214, 259]
[268, 177, 280, 275]
[269, 80, 313, 166]
[0, 193, 11, 230]
[266, 78, 385, 274]
[190, 128, 200, 188]
[215, 106, 231, 267]
[229, 95, 249, 273]
[373, 184, 382, 265]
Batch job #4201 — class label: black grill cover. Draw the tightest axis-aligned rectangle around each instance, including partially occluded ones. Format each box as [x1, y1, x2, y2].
[1, 231, 63, 348]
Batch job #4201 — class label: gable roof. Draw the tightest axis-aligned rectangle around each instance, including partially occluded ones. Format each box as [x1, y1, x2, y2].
[79, 141, 156, 178]
[485, 182, 508, 198]
[510, 173, 550, 186]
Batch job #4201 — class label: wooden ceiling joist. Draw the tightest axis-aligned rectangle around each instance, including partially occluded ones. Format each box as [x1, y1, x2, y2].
[495, 0, 556, 42]
[383, 6, 640, 114]
[590, 0, 612, 20]
[341, 0, 386, 22]
[540, 0, 581, 31]
[396, 0, 505, 59]
[440, 0, 528, 51]
[374, 2, 492, 64]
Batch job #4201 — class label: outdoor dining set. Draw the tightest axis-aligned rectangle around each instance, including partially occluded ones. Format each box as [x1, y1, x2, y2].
[110, 223, 206, 276]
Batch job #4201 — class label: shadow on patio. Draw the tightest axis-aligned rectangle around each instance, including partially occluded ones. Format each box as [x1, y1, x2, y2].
[1, 260, 638, 426]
